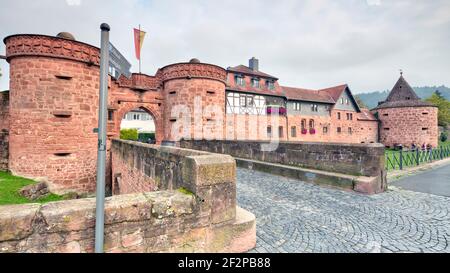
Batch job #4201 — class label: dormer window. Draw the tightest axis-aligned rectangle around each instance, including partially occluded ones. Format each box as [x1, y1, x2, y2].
[340, 98, 344, 104]
[266, 80, 275, 90]
[251, 78, 260, 88]
[235, 75, 245, 86]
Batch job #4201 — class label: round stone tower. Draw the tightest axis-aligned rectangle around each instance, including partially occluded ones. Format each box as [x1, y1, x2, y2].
[372, 74, 438, 148]
[4, 33, 101, 193]
[158, 59, 227, 143]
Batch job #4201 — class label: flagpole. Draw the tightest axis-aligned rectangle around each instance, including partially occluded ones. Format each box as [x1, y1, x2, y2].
[139, 24, 141, 74]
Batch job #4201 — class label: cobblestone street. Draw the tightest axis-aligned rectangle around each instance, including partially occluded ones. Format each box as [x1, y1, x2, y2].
[237, 168, 450, 253]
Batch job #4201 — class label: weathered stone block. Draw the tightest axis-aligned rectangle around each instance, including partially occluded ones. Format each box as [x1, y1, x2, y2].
[104, 193, 152, 224]
[146, 191, 194, 219]
[40, 198, 96, 232]
[19, 182, 49, 200]
[0, 203, 40, 241]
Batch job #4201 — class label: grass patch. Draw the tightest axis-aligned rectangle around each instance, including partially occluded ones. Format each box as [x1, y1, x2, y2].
[0, 171, 64, 205]
[385, 141, 450, 171]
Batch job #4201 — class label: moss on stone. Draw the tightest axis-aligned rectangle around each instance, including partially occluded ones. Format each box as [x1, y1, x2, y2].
[177, 187, 194, 196]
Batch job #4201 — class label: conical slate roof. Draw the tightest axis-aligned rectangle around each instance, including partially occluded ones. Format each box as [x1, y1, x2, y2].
[372, 75, 434, 110]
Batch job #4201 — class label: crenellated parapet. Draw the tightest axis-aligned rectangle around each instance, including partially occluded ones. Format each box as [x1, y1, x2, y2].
[158, 62, 227, 84]
[115, 73, 160, 91]
[4, 34, 100, 65]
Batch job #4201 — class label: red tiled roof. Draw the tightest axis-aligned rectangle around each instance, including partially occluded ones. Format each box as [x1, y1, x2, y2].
[226, 85, 285, 97]
[318, 84, 348, 101]
[281, 86, 335, 103]
[357, 109, 378, 121]
[227, 65, 278, 80]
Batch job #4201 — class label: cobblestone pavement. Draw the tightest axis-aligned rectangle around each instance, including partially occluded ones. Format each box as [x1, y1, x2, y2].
[236, 168, 450, 253]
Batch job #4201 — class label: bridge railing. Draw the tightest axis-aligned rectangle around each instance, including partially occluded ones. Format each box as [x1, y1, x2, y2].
[385, 146, 450, 171]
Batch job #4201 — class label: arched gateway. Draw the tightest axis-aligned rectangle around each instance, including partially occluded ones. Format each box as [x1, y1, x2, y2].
[2, 33, 226, 193]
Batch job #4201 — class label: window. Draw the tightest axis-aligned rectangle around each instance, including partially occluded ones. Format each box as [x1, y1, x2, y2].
[291, 126, 297, 137]
[337, 112, 341, 120]
[239, 95, 254, 107]
[108, 110, 114, 121]
[323, 127, 328, 134]
[384, 128, 390, 131]
[267, 126, 272, 138]
[345, 98, 349, 105]
[293, 102, 301, 111]
[251, 78, 260, 88]
[340, 98, 344, 104]
[309, 119, 315, 129]
[311, 104, 318, 112]
[226, 92, 266, 115]
[337, 127, 342, 133]
[266, 80, 275, 90]
[301, 119, 307, 130]
[235, 75, 245, 86]
[422, 128, 428, 131]
[346, 113, 353, 120]
[348, 127, 352, 134]
[278, 126, 284, 138]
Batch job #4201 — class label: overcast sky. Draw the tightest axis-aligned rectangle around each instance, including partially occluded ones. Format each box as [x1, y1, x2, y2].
[1, 0, 449, 93]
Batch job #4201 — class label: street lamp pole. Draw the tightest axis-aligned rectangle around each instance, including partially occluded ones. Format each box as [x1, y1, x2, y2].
[95, 23, 110, 254]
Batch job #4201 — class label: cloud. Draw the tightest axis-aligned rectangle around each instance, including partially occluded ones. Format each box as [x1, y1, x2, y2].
[1, 0, 449, 93]
[66, 0, 81, 6]
[367, 0, 381, 6]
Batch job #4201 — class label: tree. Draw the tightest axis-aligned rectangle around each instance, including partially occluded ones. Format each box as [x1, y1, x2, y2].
[426, 91, 450, 127]
[354, 95, 368, 109]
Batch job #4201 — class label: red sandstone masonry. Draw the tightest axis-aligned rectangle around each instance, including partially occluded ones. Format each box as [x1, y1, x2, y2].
[0, 192, 256, 253]
[2, 33, 386, 196]
[376, 107, 438, 148]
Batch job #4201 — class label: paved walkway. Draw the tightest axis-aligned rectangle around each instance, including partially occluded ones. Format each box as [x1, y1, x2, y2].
[236, 168, 450, 253]
[393, 163, 450, 197]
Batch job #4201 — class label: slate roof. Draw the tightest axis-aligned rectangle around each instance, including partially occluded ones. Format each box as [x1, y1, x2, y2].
[372, 75, 435, 110]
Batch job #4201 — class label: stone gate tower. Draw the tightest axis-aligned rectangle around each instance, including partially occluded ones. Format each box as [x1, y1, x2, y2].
[372, 74, 438, 148]
[157, 58, 227, 143]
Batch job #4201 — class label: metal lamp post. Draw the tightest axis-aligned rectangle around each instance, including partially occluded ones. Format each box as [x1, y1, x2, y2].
[95, 23, 110, 253]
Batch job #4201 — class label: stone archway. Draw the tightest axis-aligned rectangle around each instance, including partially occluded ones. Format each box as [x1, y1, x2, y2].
[111, 102, 163, 144]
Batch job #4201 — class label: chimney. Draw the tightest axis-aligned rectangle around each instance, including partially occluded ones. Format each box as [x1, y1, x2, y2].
[249, 57, 259, 71]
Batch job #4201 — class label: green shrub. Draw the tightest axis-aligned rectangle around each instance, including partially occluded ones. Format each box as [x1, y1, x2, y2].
[138, 132, 155, 143]
[120, 129, 138, 141]
[441, 132, 448, 142]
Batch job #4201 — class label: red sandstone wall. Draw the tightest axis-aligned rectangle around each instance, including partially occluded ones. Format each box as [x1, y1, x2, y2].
[376, 107, 438, 148]
[8, 57, 100, 193]
[221, 112, 377, 144]
[161, 63, 227, 142]
[0, 92, 9, 132]
[4, 35, 166, 194]
[108, 74, 164, 144]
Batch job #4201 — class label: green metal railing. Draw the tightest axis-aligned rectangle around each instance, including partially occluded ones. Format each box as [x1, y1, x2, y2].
[385, 146, 450, 171]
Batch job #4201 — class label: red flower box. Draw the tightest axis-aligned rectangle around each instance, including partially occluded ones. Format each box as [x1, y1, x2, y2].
[309, 128, 316, 134]
[301, 129, 308, 134]
[266, 107, 287, 116]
